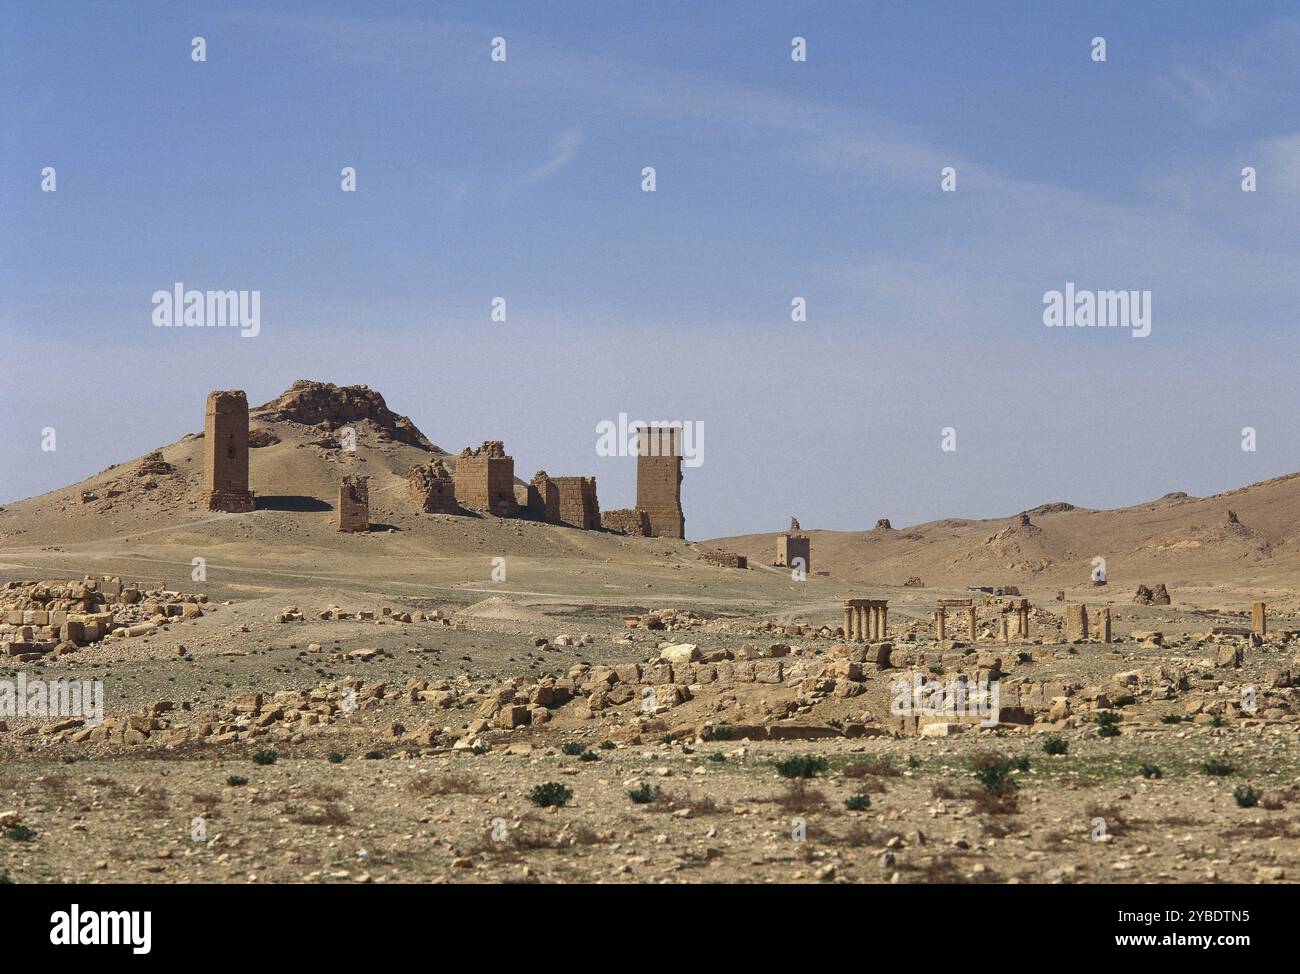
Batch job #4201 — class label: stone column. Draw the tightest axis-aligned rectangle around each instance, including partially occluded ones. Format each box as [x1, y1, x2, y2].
[879, 605, 887, 639]
[967, 607, 977, 641]
[1000, 613, 1010, 643]
[1252, 602, 1267, 636]
[935, 606, 946, 641]
[855, 605, 865, 642]
[1020, 607, 1030, 639]
[1098, 606, 1112, 643]
[844, 605, 853, 641]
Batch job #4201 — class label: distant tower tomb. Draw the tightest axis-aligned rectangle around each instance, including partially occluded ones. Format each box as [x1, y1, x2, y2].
[635, 426, 685, 539]
[338, 475, 369, 532]
[203, 390, 255, 513]
[776, 534, 811, 572]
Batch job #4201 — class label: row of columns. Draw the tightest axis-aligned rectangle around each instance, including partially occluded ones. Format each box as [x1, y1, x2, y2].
[844, 602, 887, 641]
[934, 605, 977, 642]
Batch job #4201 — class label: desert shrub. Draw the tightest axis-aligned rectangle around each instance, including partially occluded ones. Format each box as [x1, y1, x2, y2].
[1233, 785, 1260, 808]
[1096, 712, 1121, 738]
[226, 775, 248, 787]
[528, 782, 572, 807]
[1138, 764, 1162, 780]
[844, 794, 870, 811]
[1160, 714, 1185, 724]
[1042, 735, 1068, 755]
[1201, 758, 1235, 777]
[598, 740, 616, 750]
[560, 741, 584, 756]
[971, 753, 1018, 795]
[363, 750, 384, 760]
[707, 751, 726, 763]
[252, 749, 278, 766]
[578, 750, 600, 762]
[4, 825, 36, 842]
[328, 752, 344, 764]
[775, 755, 828, 779]
[628, 784, 659, 805]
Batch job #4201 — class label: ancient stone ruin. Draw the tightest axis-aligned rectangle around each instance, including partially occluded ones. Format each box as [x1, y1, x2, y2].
[1001, 598, 1031, 641]
[554, 476, 600, 530]
[1252, 601, 1267, 636]
[1134, 583, 1171, 605]
[526, 471, 560, 523]
[337, 475, 369, 532]
[601, 509, 650, 535]
[455, 441, 518, 517]
[935, 598, 977, 641]
[203, 390, 255, 512]
[843, 598, 888, 641]
[699, 549, 747, 569]
[635, 427, 685, 539]
[1065, 603, 1089, 642]
[407, 459, 457, 513]
[775, 533, 811, 572]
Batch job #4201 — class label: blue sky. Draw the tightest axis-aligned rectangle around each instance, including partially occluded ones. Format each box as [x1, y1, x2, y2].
[3, 1, 1298, 538]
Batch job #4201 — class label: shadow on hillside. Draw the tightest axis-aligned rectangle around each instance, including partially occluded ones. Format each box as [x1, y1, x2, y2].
[256, 495, 332, 512]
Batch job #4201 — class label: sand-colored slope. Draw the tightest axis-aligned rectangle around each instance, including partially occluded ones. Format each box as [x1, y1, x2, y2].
[708, 473, 1300, 592]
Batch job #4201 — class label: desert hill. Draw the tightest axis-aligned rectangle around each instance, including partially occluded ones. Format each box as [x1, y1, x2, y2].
[707, 473, 1300, 593]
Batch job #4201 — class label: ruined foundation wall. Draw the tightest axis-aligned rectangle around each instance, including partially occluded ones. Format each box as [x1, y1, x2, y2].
[601, 508, 650, 536]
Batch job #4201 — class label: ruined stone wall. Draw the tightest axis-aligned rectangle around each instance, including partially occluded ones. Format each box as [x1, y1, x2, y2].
[601, 508, 650, 536]
[407, 459, 458, 513]
[554, 476, 600, 529]
[527, 471, 560, 523]
[700, 549, 747, 569]
[203, 390, 255, 512]
[775, 534, 811, 571]
[338, 475, 369, 532]
[454, 441, 517, 517]
[635, 427, 684, 539]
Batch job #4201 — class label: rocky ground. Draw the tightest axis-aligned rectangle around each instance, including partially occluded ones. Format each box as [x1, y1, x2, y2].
[3, 573, 1298, 885]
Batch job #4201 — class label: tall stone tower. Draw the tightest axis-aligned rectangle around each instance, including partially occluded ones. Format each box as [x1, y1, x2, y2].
[338, 475, 369, 532]
[635, 426, 684, 539]
[203, 390, 255, 512]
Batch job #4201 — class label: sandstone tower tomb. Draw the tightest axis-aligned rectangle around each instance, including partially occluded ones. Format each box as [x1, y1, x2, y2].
[203, 390, 255, 512]
[635, 427, 684, 539]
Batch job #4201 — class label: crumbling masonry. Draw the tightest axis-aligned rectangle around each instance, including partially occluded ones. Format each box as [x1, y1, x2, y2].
[454, 441, 518, 517]
[337, 476, 369, 532]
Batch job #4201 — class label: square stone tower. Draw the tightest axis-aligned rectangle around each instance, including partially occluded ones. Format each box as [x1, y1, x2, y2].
[203, 390, 255, 512]
[338, 475, 369, 532]
[454, 440, 518, 517]
[776, 534, 810, 572]
[635, 426, 684, 539]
